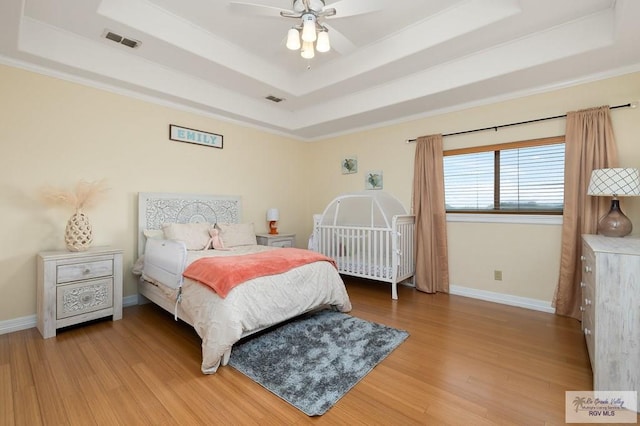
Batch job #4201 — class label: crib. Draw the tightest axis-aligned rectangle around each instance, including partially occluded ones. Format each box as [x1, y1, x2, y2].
[312, 192, 415, 299]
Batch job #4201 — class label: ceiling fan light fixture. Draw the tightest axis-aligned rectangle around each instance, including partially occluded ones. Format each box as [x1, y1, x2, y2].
[286, 28, 301, 50]
[301, 14, 317, 42]
[301, 40, 315, 59]
[316, 30, 330, 52]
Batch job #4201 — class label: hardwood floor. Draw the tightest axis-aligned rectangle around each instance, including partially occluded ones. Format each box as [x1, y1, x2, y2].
[1, 278, 604, 425]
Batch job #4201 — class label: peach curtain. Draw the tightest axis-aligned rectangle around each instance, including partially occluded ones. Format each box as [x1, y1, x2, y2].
[412, 135, 449, 293]
[554, 106, 618, 319]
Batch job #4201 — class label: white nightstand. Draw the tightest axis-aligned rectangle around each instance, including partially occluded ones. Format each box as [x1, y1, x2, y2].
[256, 233, 296, 248]
[36, 247, 123, 338]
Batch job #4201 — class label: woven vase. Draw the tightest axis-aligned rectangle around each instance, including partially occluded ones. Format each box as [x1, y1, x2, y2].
[65, 209, 93, 252]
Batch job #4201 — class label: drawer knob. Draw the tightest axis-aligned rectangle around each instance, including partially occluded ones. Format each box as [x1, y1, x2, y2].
[579, 306, 585, 312]
[83, 268, 91, 275]
[580, 282, 586, 288]
[584, 328, 592, 336]
[580, 255, 586, 262]
[584, 298, 592, 306]
[584, 265, 592, 273]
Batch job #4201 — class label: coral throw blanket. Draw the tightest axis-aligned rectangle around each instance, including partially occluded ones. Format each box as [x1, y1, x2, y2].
[183, 248, 337, 298]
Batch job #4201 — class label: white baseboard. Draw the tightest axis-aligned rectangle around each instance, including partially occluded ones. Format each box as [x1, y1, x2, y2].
[123, 294, 139, 307]
[0, 295, 142, 335]
[449, 285, 555, 314]
[0, 314, 37, 335]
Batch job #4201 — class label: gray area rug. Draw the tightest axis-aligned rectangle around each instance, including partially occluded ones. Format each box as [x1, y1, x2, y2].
[228, 309, 409, 416]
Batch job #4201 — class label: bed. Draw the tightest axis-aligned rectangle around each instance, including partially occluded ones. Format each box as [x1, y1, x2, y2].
[136, 192, 352, 374]
[311, 192, 415, 300]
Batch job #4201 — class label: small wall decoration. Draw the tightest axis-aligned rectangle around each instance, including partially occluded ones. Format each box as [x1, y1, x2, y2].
[341, 156, 358, 174]
[365, 171, 383, 190]
[170, 124, 223, 149]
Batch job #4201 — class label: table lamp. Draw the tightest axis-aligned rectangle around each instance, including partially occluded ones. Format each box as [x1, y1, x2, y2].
[266, 208, 279, 235]
[587, 168, 640, 237]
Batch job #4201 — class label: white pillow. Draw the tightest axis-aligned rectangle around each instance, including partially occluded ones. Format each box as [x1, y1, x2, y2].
[143, 229, 165, 240]
[162, 222, 212, 250]
[216, 222, 257, 247]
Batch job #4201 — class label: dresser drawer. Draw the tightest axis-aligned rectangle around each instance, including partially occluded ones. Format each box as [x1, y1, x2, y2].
[581, 242, 595, 288]
[57, 259, 113, 284]
[580, 282, 596, 328]
[580, 269, 594, 316]
[56, 278, 113, 319]
[582, 310, 595, 369]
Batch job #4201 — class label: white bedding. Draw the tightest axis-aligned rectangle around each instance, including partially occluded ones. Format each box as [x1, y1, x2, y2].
[336, 257, 395, 279]
[141, 245, 352, 374]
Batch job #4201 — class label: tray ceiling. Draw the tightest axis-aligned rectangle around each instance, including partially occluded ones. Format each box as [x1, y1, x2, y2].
[1, 0, 639, 140]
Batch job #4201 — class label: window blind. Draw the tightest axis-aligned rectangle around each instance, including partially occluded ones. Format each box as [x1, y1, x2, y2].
[444, 140, 565, 213]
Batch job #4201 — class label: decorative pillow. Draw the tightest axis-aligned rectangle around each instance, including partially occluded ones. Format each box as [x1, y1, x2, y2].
[143, 229, 165, 240]
[162, 222, 211, 250]
[215, 222, 257, 247]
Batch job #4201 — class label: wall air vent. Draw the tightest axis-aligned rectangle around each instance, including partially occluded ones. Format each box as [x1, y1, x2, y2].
[265, 95, 285, 103]
[103, 30, 141, 49]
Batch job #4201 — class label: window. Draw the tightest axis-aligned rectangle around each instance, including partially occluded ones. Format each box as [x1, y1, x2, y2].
[443, 136, 565, 214]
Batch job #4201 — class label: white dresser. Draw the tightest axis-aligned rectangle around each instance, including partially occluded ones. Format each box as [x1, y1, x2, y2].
[37, 247, 123, 338]
[581, 234, 639, 392]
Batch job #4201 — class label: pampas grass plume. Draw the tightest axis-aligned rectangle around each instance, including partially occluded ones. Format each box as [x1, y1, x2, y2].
[41, 179, 109, 211]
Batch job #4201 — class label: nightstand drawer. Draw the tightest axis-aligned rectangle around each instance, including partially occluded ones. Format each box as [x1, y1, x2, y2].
[256, 233, 296, 248]
[57, 259, 113, 284]
[271, 240, 293, 248]
[56, 278, 113, 319]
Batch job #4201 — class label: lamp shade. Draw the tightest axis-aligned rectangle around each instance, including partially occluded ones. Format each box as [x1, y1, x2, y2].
[301, 14, 317, 42]
[266, 208, 279, 221]
[300, 41, 315, 59]
[587, 168, 640, 196]
[286, 28, 301, 50]
[316, 30, 330, 52]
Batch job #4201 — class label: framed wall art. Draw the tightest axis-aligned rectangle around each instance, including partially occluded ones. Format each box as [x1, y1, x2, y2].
[341, 156, 358, 174]
[365, 171, 383, 190]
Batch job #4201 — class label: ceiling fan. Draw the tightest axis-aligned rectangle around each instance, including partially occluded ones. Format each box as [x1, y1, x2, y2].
[228, 0, 386, 58]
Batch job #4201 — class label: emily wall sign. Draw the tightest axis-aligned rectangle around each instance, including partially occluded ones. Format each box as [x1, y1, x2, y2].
[169, 124, 223, 149]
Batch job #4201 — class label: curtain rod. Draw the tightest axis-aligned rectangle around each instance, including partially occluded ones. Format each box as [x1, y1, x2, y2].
[405, 102, 636, 143]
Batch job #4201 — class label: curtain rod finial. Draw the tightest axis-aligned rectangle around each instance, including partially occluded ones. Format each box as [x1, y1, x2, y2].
[631, 101, 638, 109]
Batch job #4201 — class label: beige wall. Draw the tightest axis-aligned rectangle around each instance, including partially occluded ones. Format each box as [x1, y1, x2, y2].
[2, 63, 640, 323]
[0, 64, 310, 321]
[307, 72, 640, 303]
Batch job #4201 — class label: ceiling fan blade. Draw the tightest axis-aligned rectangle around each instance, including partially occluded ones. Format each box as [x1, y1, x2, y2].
[328, 0, 386, 18]
[324, 23, 355, 54]
[228, 2, 288, 18]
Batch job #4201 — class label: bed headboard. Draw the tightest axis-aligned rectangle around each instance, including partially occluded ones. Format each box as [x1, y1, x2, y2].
[137, 192, 241, 257]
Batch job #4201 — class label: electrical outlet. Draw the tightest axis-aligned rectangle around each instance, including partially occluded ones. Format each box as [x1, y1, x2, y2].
[494, 270, 503, 281]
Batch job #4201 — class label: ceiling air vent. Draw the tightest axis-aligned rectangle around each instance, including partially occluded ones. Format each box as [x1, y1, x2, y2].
[103, 30, 141, 49]
[265, 95, 285, 103]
